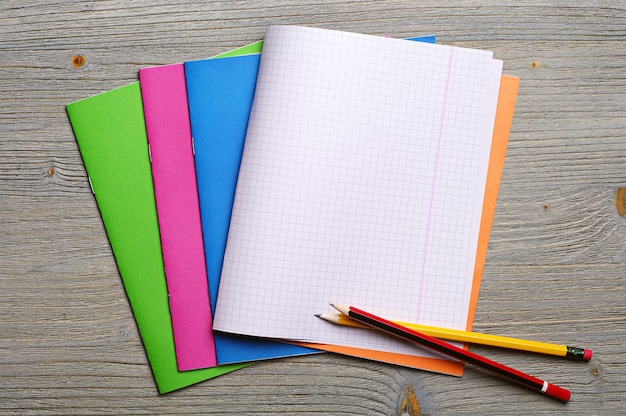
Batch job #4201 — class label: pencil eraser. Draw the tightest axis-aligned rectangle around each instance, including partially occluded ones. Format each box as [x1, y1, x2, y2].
[545, 383, 571, 402]
[583, 349, 592, 360]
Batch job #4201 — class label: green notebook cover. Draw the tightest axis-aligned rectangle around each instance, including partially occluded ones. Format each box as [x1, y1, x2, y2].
[65, 39, 263, 393]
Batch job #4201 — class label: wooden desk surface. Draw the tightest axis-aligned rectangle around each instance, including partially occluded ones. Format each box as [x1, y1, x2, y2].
[1, 1, 625, 414]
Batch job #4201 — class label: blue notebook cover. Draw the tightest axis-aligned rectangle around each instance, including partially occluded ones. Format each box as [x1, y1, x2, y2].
[186, 54, 318, 364]
[185, 35, 435, 365]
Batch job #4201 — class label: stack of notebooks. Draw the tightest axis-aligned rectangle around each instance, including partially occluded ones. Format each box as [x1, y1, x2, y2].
[66, 26, 519, 394]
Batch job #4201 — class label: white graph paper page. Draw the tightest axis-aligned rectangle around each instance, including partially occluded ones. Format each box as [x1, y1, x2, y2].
[214, 26, 502, 355]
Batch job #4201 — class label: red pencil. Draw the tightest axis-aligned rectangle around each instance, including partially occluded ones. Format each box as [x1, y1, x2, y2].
[331, 304, 571, 402]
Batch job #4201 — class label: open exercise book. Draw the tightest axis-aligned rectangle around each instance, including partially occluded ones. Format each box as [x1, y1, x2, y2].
[214, 26, 509, 373]
[185, 35, 434, 365]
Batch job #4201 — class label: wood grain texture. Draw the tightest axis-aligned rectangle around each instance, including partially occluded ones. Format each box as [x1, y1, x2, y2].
[1, 1, 625, 414]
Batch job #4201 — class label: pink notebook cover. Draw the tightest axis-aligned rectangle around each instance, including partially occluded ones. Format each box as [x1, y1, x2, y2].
[139, 64, 217, 371]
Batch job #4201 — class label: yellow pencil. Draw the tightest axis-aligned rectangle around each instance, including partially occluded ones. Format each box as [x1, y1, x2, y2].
[316, 312, 591, 361]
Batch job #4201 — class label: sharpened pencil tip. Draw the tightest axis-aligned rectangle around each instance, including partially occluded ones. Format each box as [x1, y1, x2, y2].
[331, 304, 350, 315]
[314, 314, 321, 318]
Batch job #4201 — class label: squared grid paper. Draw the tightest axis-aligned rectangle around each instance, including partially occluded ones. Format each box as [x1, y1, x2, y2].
[214, 26, 502, 355]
